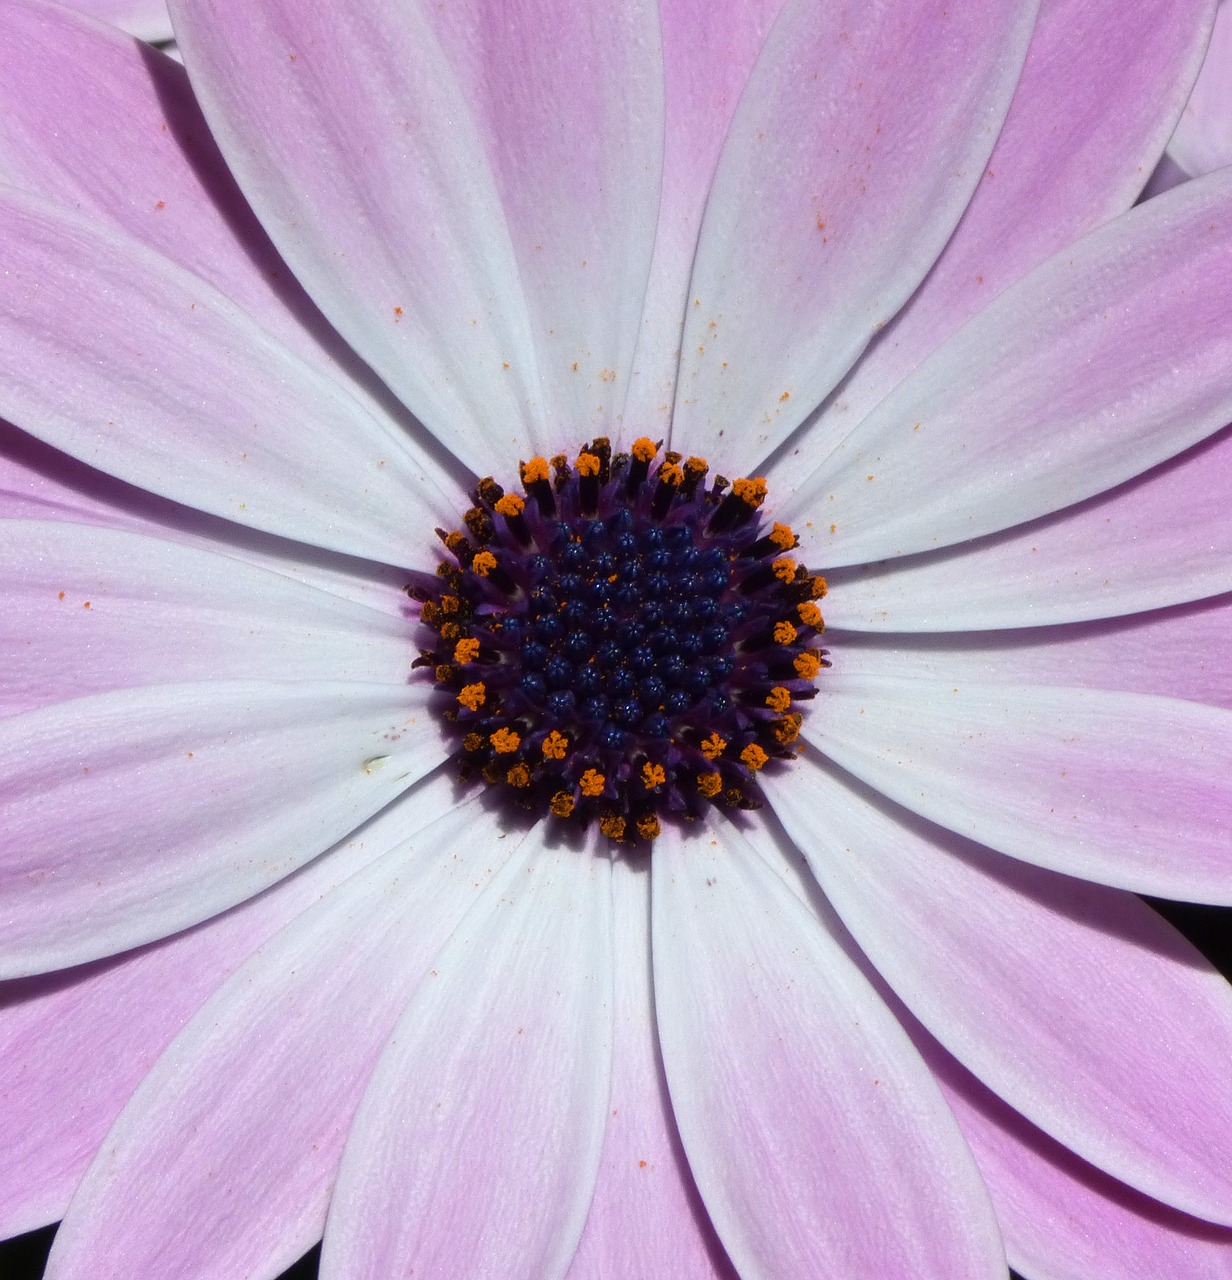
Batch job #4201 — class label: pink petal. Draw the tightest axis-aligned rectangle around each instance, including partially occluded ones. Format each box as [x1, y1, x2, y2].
[622, 0, 785, 433]
[171, 0, 664, 469]
[0, 424, 424, 619]
[650, 819, 1005, 1280]
[45, 788, 511, 1280]
[669, 0, 1036, 462]
[0, 520, 414, 717]
[782, 170, 1232, 563]
[767, 759, 1232, 1224]
[0, 190, 452, 565]
[923, 1024, 1232, 1280]
[321, 832, 613, 1280]
[811, 673, 1232, 901]
[0, 680, 444, 976]
[0, 775, 438, 1236]
[833, 594, 1232, 711]
[1169, 0, 1232, 178]
[57, 0, 171, 42]
[824, 426, 1232, 631]
[0, 0, 449, 476]
[766, 0, 1215, 483]
[567, 858, 736, 1279]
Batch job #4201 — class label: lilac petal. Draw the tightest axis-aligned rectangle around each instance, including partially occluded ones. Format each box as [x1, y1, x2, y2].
[321, 832, 613, 1280]
[824, 426, 1232, 631]
[833, 594, 1232, 711]
[669, 0, 1036, 461]
[0, 774, 443, 1237]
[58, 0, 172, 41]
[651, 818, 1005, 1280]
[171, 0, 664, 468]
[0, 680, 445, 977]
[0, 520, 414, 717]
[622, 0, 786, 433]
[0, 422, 426, 619]
[783, 169, 1232, 563]
[0, 0, 456, 498]
[766, 0, 1215, 483]
[1169, 0, 1232, 178]
[45, 789, 512, 1280]
[811, 674, 1232, 901]
[0, 190, 452, 565]
[567, 858, 736, 1279]
[923, 1024, 1232, 1280]
[766, 759, 1232, 1224]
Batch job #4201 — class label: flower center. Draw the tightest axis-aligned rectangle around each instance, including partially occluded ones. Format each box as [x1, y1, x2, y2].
[410, 438, 828, 842]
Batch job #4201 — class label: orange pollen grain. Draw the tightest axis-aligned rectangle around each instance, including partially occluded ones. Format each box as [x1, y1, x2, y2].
[772, 558, 797, 583]
[700, 732, 727, 760]
[773, 621, 798, 646]
[599, 814, 626, 840]
[550, 791, 576, 817]
[541, 731, 569, 760]
[453, 637, 481, 664]
[580, 768, 606, 797]
[457, 682, 486, 711]
[769, 522, 796, 549]
[521, 457, 550, 484]
[641, 762, 667, 790]
[740, 743, 769, 771]
[775, 713, 803, 745]
[794, 652, 823, 680]
[732, 477, 767, 507]
[766, 686, 792, 713]
[576, 451, 601, 477]
[489, 727, 521, 754]
[472, 550, 498, 577]
[797, 601, 823, 628]
[506, 763, 531, 787]
[494, 494, 525, 517]
[631, 437, 658, 462]
[697, 771, 722, 797]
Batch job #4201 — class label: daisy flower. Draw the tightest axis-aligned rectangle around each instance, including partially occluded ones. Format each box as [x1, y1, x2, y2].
[1, 0, 1231, 1278]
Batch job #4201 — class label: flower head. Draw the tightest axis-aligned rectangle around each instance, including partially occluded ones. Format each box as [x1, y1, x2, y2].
[1, 0, 1231, 1278]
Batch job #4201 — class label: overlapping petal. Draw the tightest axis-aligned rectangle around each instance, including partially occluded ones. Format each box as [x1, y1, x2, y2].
[823, 424, 1232, 631]
[567, 859, 735, 1279]
[64, 0, 171, 42]
[651, 819, 1004, 1279]
[767, 760, 1232, 1223]
[622, 0, 785, 432]
[0, 681, 444, 976]
[833, 594, 1232, 710]
[669, 0, 1038, 460]
[321, 831, 613, 1280]
[810, 674, 1232, 900]
[1169, 0, 1232, 178]
[0, 520, 414, 716]
[171, 0, 664, 469]
[782, 170, 1232, 563]
[765, 0, 1216, 481]
[0, 191, 455, 565]
[0, 780, 433, 1237]
[45, 788, 507, 1280]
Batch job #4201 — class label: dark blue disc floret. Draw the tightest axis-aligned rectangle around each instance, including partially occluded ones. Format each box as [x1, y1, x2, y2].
[409, 437, 829, 844]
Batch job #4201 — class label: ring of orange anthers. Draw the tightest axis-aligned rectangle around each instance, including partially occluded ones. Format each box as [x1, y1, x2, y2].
[408, 437, 829, 844]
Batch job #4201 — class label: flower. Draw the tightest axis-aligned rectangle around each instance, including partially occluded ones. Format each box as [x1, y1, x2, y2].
[1, 1, 1231, 1278]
